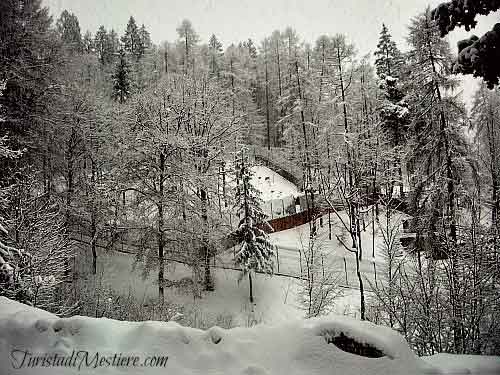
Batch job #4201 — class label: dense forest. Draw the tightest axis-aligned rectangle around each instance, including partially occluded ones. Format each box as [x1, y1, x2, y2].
[1, 0, 499, 357]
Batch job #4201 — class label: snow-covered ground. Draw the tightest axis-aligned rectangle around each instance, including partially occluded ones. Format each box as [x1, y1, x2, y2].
[68, 204, 407, 326]
[268, 208, 409, 289]
[4, 296, 494, 375]
[76, 246, 362, 325]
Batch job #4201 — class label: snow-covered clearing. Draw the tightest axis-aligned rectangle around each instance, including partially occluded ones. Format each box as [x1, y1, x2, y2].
[76, 246, 362, 325]
[269, 208, 409, 289]
[4, 296, 495, 375]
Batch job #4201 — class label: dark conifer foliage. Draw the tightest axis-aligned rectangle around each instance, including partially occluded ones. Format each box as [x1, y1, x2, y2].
[112, 49, 132, 103]
[374, 24, 404, 78]
[56, 10, 83, 52]
[208, 34, 223, 76]
[431, 0, 500, 88]
[121, 16, 141, 59]
[0, 0, 61, 146]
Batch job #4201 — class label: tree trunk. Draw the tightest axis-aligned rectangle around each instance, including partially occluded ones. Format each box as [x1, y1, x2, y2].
[158, 151, 166, 302]
[427, 30, 462, 352]
[249, 271, 254, 303]
[355, 250, 366, 320]
[164, 48, 168, 74]
[294, 61, 316, 237]
[91, 160, 97, 275]
[264, 41, 271, 150]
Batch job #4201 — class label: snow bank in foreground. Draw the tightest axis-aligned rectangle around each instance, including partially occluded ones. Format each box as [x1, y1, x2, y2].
[0, 297, 439, 375]
[422, 354, 500, 374]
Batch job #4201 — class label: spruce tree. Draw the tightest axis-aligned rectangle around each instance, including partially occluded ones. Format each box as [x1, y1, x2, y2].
[375, 24, 409, 198]
[242, 39, 257, 58]
[82, 31, 94, 53]
[94, 26, 112, 65]
[56, 10, 83, 52]
[112, 49, 131, 103]
[108, 29, 120, 55]
[208, 34, 223, 77]
[432, 0, 500, 88]
[233, 148, 275, 303]
[374, 24, 404, 78]
[176, 19, 199, 74]
[121, 16, 141, 59]
[406, 10, 472, 353]
[138, 24, 151, 57]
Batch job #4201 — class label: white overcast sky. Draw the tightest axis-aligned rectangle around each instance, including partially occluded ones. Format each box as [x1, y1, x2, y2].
[43, 0, 499, 107]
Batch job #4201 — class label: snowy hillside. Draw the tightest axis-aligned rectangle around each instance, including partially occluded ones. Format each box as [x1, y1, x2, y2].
[1, 296, 482, 375]
[71, 245, 362, 325]
[65, 206, 405, 325]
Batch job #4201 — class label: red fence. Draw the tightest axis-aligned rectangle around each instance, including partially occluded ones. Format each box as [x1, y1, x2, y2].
[267, 209, 320, 232]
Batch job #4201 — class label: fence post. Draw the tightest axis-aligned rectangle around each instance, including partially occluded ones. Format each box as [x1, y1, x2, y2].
[344, 257, 348, 286]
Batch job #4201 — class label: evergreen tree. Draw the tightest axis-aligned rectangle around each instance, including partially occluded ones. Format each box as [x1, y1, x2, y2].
[138, 24, 152, 57]
[82, 31, 94, 53]
[94, 26, 112, 65]
[374, 24, 403, 78]
[108, 29, 120, 55]
[406, 9, 472, 353]
[472, 83, 500, 228]
[242, 38, 257, 58]
[176, 19, 199, 74]
[233, 148, 275, 303]
[432, 0, 500, 88]
[208, 34, 223, 77]
[121, 16, 141, 59]
[56, 10, 83, 52]
[0, 0, 62, 176]
[375, 25, 409, 196]
[112, 49, 131, 103]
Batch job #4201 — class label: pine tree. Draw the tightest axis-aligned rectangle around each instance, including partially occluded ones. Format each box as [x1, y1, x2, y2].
[82, 31, 94, 53]
[432, 0, 500, 88]
[406, 9, 473, 353]
[56, 10, 81, 49]
[112, 49, 131, 103]
[472, 83, 500, 233]
[138, 24, 151, 58]
[233, 148, 275, 303]
[56, 10, 83, 52]
[241, 39, 257, 59]
[208, 34, 223, 77]
[108, 29, 120, 55]
[375, 25, 409, 197]
[176, 19, 199, 74]
[374, 24, 403, 78]
[121, 16, 141, 59]
[94, 26, 112, 65]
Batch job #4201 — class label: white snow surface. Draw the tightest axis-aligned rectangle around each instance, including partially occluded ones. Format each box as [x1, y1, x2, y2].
[0, 296, 442, 375]
[422, 354, 500, 375]
[74, 246, 362, 324]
